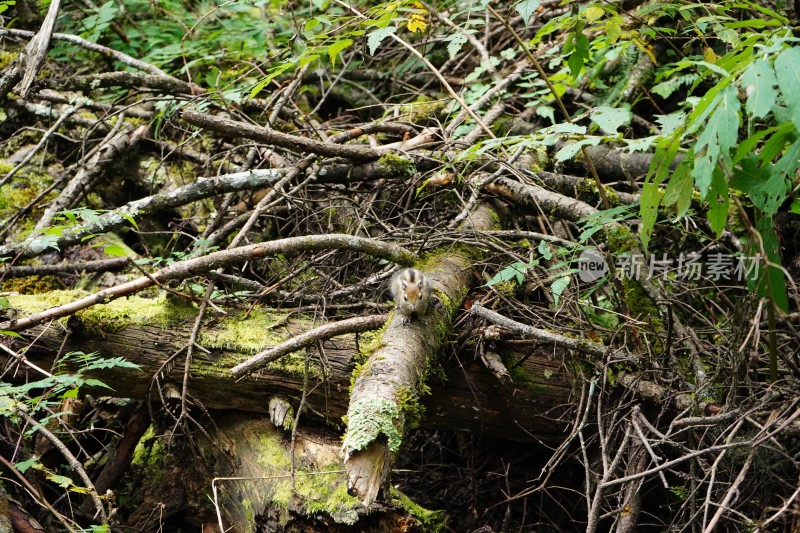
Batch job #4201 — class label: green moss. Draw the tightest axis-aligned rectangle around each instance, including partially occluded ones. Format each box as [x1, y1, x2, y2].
[376, 152, 415, 177]
[2, 275, 62, 294]
[0, 51, 18, 70]
[78, 293, 197, 333]
[344, 397, 403, 453]
[356, 328, 385, 362]
[389, 487, 447, 533]
[623, 282, 661, 327]
[200, 309, 289, 352]
[0, 175, 53, 213]
[491, 280, 517, 298]
[7, 290, 86, 314]
[606, 224, 637, 254]
[253, 425, 362, 525]
[604, 187, 621, 206]
[200, 310, 322, 377]
[123, 425, 170, 511]
[131, 425, 161, 466]
[396, 97, 447, 123]
[622, 280, 665, 352]
[78, 110, 99, 122]
[396, 386, 425, 430]
[505, 356, 548, 394]
[9, 290, 194, 337]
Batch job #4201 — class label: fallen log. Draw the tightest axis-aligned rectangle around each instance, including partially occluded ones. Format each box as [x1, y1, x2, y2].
[2, 292, 573, 443]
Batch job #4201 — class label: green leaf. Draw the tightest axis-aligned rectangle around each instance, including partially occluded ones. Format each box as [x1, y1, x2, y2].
[605, 19, 621, 43]
[741, 59, 778, 120]
[655, 111, 686, 136]
[732, 156, 788, 217]
[691, 85, 740, 199]
[550, 276, 571, 307]
[639, 181, 663, 250]
[578, 204, 637, 242]
[733, 125, 781, 165]
[591, 105, 632, 134]
[774, 46, 800, 130]
[0, 297, 8, 309]
[15, 456, 39, 474]
[0, 330, 23, 338]
[562, 20, 590, 78]
[367, 26, 396, 55]
[119, 211, 139, 230]
[514, 0, 540, 23]
[487, 262, 528, 286]
[328, 38, 353, 68]
[538, 240, 553, 260]
[755, 216, 788, 312]
[536, 105, 555, 124]
[772, 136, 800, 182]
[791, 198, 800, 214]
[567, 31, 590, 78]
[623, 137, 656, 152]
[652, 74, 697, 99]
[297, 53, 321, 68]
[249, 62, 294, 99]
[706, 167, 729, 236]
[62, 388, 79, 399]
[48, 474, 75, 489]
[756, 122, 795, 170]
[550, 123, 586, 135]
[83, 378, 113, 389]
[446, 33, 468, 59]
[103, 244, 127, 257]
[30, 234, 62, 252]
[662, 161, 693, 216]
[554, 138, 600, 163]
[649, 132, 684, 189]
[582, 5, 604, 23]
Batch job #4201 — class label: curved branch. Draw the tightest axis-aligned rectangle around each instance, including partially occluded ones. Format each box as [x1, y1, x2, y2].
[43, 71, 198, 94]
[0, 28, 170, 76]
[0, 168, 287, 260]
[470, 302, 606, 358]
[0, 235, 416, 332]
[182, 109, 387, 161]
[231, 314, 388, 378]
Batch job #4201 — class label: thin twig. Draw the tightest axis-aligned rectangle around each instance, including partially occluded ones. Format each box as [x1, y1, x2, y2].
[18, 410, 107, 523]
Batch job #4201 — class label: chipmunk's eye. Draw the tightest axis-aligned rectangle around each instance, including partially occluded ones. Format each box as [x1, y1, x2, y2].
[403, 294, 408, 300]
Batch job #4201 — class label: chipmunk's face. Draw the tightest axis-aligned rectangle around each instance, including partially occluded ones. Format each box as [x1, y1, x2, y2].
[401, 278, 423, 303]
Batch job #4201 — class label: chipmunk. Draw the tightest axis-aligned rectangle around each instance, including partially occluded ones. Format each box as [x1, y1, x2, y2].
[391, 268, 432, 322]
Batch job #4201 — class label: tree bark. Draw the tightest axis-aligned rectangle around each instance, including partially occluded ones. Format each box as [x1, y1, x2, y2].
[3, 298, 572, 443]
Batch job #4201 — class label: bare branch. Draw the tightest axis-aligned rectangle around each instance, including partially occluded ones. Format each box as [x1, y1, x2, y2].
[182, 109, 388, 161]
[0, 234, 416, 332]
[231, 314, 387, 378]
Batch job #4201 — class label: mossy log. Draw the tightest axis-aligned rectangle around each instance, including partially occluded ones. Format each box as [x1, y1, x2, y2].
[3, 292, 573, 443]
[342, 201, 520, 505]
